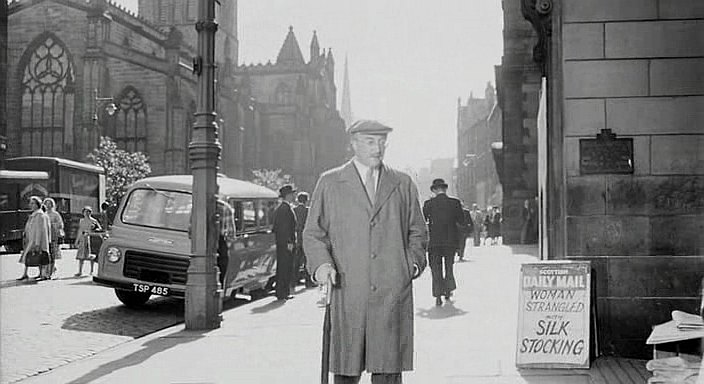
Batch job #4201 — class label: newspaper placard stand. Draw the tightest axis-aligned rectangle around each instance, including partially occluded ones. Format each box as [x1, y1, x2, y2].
[516, 260, 592, 369]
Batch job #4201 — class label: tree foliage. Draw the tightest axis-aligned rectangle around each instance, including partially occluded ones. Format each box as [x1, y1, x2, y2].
[250, 169, 294, 192]
[87, 136, 152, 206]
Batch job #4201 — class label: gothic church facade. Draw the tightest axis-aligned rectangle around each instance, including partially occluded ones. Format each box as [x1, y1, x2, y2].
[6, 0, 347, 192]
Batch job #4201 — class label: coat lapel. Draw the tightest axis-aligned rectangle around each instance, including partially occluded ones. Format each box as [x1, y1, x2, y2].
[371, 165, 400, 220]
[339, 161, 373, 215]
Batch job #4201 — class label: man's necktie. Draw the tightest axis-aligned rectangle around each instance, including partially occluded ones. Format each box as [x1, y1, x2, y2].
[365, 168, 376, 204]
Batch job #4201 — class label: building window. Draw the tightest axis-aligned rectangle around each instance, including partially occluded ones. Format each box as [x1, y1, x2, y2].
[109, 86, 148, 153]
[19, 34, 75, 157]
[275, 82, 293, 105]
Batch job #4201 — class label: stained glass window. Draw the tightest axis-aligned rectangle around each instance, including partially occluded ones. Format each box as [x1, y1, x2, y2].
[19, 34, 75, 157]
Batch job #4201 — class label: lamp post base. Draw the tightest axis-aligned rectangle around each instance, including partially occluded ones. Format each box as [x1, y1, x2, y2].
[185, 256, 223, 330]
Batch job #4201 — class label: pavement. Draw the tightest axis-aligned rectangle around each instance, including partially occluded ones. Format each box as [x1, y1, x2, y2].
[0, 247, 197, 384]
[10, 244, 648, 383]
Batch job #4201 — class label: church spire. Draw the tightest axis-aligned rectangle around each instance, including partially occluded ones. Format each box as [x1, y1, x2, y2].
[341, 55, 353, 127]
[310, 30, 320, 64]
[276, 26, 305, 66]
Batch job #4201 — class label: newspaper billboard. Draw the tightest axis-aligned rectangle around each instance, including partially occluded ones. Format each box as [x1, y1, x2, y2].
[516, 261, 591, 369]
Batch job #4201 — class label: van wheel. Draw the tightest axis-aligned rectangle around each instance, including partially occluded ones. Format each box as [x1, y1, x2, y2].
[250, 289, 268, 301]
[115, 289, 151, 308]
[264, 276, 276, 291]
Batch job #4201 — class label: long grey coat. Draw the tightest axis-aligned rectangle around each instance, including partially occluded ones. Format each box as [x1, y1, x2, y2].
[303, 161, 428, 375]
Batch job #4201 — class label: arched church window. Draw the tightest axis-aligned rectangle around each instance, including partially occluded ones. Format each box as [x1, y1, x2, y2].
[19, 34, 75, 157]
[110, 86, 148, 153]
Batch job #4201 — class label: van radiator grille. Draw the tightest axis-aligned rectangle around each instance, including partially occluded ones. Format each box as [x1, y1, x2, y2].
[123, 251, 189, 285]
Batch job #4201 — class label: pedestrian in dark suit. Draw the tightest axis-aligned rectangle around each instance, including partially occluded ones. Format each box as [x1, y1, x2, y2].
[293, 192, 314, 287]
[457, 205, 474, 261]
[272, 184, 298, 301]
[422, 178, 466, 306]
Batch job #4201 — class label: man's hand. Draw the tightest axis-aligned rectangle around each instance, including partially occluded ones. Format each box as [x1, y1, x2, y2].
[287, 243, 294, 252]
[315, 263, 337, 286]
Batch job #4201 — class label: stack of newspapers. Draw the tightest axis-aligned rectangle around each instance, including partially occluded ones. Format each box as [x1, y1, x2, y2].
[647, 311, 704, 345]
[645, 355, 701, 384]
[645, 311, 703, 384]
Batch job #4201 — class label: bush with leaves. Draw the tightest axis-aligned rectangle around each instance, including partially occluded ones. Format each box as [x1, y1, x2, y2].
[87, 136, 152, 207]
[250, 169, 294, 192]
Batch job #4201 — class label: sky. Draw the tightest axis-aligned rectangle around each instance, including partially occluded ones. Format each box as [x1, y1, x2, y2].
[118, 0, 504, 172]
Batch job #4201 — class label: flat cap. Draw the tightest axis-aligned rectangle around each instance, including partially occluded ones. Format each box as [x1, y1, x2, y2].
[347, 120, 393, 135]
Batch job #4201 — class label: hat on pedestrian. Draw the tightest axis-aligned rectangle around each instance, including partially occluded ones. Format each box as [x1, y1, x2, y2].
[279, 184, 297, 198]
[430, 178, 449, 191]
[297, 192, 309, 203]
[82, 206, 93, 214]
[347, 120, 393, 135]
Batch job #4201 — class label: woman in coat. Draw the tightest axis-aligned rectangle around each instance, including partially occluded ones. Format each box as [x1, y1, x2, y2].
[74, 206, 101, 277]
[42, 198, 64, 279]
[17, 196, 51, 281]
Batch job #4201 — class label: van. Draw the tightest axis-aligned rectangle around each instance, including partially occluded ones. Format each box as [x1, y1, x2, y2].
[93, 175, 279, 307]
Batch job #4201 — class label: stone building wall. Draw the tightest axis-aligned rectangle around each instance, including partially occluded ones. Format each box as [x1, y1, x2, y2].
[557, 0, 704, 358]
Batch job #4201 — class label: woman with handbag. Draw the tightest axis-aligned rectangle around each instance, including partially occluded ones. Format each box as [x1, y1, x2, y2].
[42, 198, 64, 279]
[17, 196, 51, 281]
[74, 206, 101, 277]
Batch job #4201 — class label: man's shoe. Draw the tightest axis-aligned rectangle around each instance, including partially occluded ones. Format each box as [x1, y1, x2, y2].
[16, 275, 28, 281]
[435, 297, 442, 306]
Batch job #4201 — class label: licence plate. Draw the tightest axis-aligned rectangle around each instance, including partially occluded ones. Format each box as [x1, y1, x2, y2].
[132, 283, 170, 296]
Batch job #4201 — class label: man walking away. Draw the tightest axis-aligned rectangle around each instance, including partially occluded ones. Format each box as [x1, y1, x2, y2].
[304, 119, 428, 384]
[272, 185, 298, 301]
[293, 192, 315, 287]
[423, 178, 465, 306]
[470, 204, 483, 247]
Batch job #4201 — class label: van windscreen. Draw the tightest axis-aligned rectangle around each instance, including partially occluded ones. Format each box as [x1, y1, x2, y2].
[121, 188, 192, 232]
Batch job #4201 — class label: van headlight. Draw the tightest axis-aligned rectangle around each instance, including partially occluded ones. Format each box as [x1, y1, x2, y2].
[106, 247, 122, 263]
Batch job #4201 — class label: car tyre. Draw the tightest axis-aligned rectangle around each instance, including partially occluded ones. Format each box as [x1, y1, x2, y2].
[115, 289, 151, 308]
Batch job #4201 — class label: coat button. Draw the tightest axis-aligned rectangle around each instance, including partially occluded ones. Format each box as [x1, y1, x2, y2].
[370, 253, 376, 259]
[370, 220, 376, 227]
[371, 285, 377, 291]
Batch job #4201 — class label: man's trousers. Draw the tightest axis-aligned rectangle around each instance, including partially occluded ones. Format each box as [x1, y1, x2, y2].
[275, 245, 293, 299]
[428, 246, 457, 298]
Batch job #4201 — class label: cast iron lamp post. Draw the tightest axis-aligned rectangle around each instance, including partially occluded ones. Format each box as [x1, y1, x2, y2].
[186, 0, 223, 330]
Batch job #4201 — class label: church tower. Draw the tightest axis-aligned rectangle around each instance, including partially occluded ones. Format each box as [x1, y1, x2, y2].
[138, 0, 238, 66]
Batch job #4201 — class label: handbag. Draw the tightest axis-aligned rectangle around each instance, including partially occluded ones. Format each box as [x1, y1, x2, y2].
[25, 246, 50, 267]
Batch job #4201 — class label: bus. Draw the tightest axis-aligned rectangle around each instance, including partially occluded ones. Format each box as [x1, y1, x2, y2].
[0, 170, 50, 252]
[93, 175, 280, 307]
[1, 157, 106, 250]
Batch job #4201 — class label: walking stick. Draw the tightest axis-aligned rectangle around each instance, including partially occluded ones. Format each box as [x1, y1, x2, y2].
[321, 279, 332, 384]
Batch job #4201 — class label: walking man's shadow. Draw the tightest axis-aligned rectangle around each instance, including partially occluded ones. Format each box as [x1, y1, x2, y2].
[416, 301, 467, 320]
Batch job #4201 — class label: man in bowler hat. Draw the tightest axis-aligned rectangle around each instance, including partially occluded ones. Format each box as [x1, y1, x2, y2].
[272, 184, 298, 300]
[304, 119, 427, 384]
[423, 178, 465, 306]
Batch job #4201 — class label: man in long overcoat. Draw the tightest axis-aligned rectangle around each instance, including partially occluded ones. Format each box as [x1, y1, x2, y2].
[304, 120, 428, 384]
[422, 179, 465, 306]
[272, 185, 298, 301]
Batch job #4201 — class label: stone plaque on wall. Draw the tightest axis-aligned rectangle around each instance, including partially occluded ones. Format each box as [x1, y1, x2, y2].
[580, 129, 634, 175]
